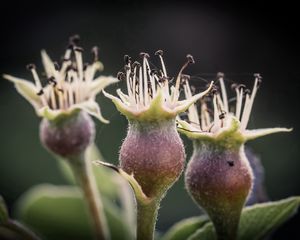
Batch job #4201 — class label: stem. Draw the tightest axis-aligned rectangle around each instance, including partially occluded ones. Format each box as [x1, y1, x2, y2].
[136, 199, 159, 240]
[69, 153, 110, 240]
[213, 215, 239, 240]
[3, 219, 41, 240]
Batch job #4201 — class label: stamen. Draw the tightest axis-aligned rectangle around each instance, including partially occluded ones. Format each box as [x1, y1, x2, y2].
[117, 72, 125, 81]
[138, 66, 143, 106]
[174, 54, 195, 100]
[69, 34, 80, 46]
[155, 50, 167, 77]
[142, 54, 149, 105]
[27, 63, 48, 106]
[240, 74, 261, 130]
[213, 95, 221, 130]
[217, 72, 229, 113]
[184, 80, 200, 129]
[91, 46, 99, 61]
[37, 89, 44, 96]
[53, 62, 60, 71]
[124, 55, 131, 65]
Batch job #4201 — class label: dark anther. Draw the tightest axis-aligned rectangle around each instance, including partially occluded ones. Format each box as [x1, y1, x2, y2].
[254, 73, 262, 79]
[57, 88, 64, 93]
[209, 84, 218, 95]
[91, 46, 99, 61]
[181, 74, 191, 81]
[186, 54, 195, 64]
[227, 160, 234, 167]
[158, 76, 169, 83]
[83, 63, 89, 71]
[180, 74, 190, 85]
[124, 55, 131, 65]
[62, 57, 71, 62]
[139, 52, 150, 58]
[65, 65, 76, 72]
[131, 61, 141, 69]
[244, 89, 251, 95]
[150, 69, 158, 75]
[155, 50, 163, 56]
[26, 63, 36, 70]
[219, 110, 226, 120]
[254, 73, 263, 88]
[232, 83, 246, 91]
[217, 72, 224, 78]
[48, 76, 57, 86]
[237, 84, 246, 90]
[231, 83, 238, 90]
[37, 89, 44, 96]
[69, 35, 80, 45]
[53, 62, 60, 71]
[67, 44, 74, 50]
[117, 71, 125, 81]
[74, 47, 84, 52]
[124, 65, 131, 71]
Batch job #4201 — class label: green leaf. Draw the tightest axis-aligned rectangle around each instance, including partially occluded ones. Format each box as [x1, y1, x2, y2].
[16, 184, 132, 240]
[182, 197, 300, 240]
[238, 196, 300, 240]
[187, 223, 215, 240]
[0, 195, 8, 223]
[162, 215, 209, 240]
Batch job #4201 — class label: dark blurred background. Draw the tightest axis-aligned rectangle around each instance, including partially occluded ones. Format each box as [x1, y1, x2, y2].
[0, 0, 299, 239]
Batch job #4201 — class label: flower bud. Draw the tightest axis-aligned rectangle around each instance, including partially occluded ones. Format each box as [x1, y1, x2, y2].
[185, 141, 253, 239]
[178, 73, 291, 239]
[40, 111, 95, 158]
[120, 119, 185, 198]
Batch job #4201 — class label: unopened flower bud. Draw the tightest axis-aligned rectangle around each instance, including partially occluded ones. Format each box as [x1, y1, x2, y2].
[120, 120, 184, 198]
[40, 111, 95, 158]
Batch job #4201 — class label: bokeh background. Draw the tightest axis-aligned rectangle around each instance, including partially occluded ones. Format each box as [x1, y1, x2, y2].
[0, 0, 299, 239]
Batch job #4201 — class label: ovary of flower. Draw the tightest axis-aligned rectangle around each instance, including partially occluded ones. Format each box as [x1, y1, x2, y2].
[3, 43, 118, 123]
[103, 51, 213, 121]
[179, 73, 291, 141]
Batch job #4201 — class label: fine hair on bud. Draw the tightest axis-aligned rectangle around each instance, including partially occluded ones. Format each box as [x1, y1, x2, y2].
[120, 120, 185, 199]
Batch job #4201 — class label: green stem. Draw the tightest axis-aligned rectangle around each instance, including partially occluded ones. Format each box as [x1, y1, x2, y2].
[3, 219, 41, 240]
[212, 209, 240, 240]
[69, 154, 110, 240]
[136, 199, 159, 240]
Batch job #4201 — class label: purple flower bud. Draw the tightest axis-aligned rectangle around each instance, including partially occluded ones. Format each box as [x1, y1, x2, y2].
[185, 141, 253, 239]
[120, 120, 185, 198]
[40, 111, 95, 158]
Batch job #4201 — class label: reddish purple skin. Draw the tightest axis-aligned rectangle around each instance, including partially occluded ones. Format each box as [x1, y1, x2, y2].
[185, 141, 253, 239]
[40, 112, 95, 158]
[120, 120, 185, 198]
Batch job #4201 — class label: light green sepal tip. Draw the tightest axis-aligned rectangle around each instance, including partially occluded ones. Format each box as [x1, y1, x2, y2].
[104, 88, 175, 121]
[37, 100, 109, 123]
[93, 161, 151, 204]
[244, 127, 292, 141]
[178, 116, 245, 149]
[3, 74, 42, 110]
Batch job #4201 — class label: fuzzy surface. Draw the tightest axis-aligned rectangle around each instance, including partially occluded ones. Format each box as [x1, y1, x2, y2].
[120, 119, 185, 198]
[185, 141, 253, 239]
[40, 111, 95, 158]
